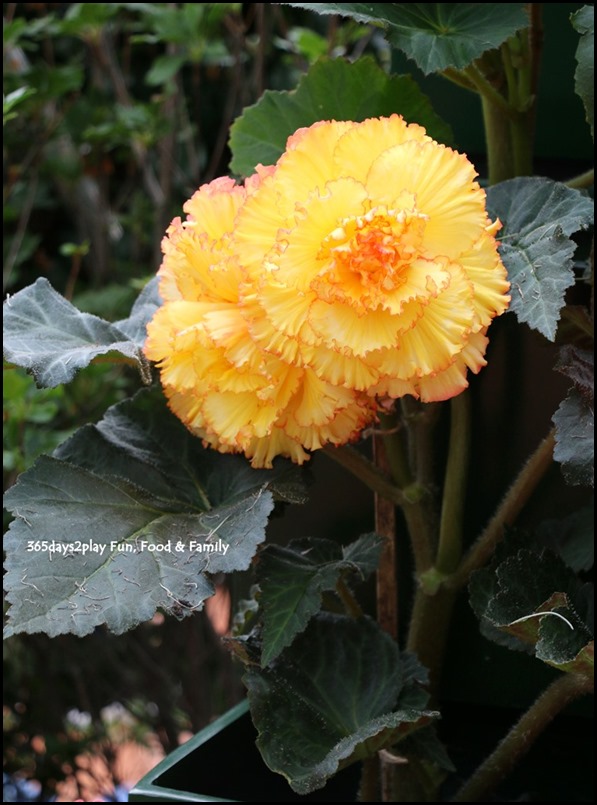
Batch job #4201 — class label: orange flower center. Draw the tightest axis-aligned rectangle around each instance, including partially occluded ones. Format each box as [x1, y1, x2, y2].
[315, 205, 428, 309]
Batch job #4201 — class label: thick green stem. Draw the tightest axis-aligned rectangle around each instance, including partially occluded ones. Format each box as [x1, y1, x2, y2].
[323, 444, 409, 507]
[481, 94, 516, 184]
[452, 673, 593, 802]
[463, 63, 514, 118]
[448, 429, 555, 591]
[380, 413, 434, 573]
[501, 34, 535, 177]
[406, 394, 469, 694]
[436, 392, 471, 575]
[406, 585, 457, 697]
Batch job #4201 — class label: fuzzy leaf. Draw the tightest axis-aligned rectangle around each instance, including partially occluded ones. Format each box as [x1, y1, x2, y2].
[487, 178, 594, 340]
[257, 533, 383, 665]
[229, 56, 452, 176]
[571, 5, 594, 139]
[244, 613, 437, 794]
[113, 277, 162, 345]
[536, 504, 594, 572]
[282, 3, 528, 74]
[470, 547, 593, 679]
[555, 346, 594, 402]
[2, 390, 300, 638]
[553, 388, 594, 487]
[3, 278, 159, 387]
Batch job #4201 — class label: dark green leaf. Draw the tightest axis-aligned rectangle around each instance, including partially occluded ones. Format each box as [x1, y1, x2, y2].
[257, 533, 383, 665]
[244, 613, 437, 794]
[400, 726, 455, 773]
[553, 388, 594, 487]
[470, 547, 593, 678]
[229, 57, 452, 176]
[2, 390, 298, 638]
[487, 178, 594, 340]
[3, 279, 150, 387]
[282, 4, 528, 74]
[536, 504, 594, 572]
[571, 5, 594, 139]
[555, 346, 594, 403]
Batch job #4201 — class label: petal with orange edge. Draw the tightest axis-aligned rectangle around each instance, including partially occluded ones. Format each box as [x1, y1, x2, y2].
[366, 140, 486, 258]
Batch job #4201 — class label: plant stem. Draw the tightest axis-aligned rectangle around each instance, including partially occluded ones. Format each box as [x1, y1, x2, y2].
[405, 394, 469, 694]
[323, 444, 409, 507]
[358, 756, 380, 802]
[451, 673, 594, 802]
[406, 585, 457, 697]
[436, 392, 471, 575]
[463, 64, 514, 118]
[481, 94, 515, 184]
[336, 577, 363, 618]
[374, 434, 398, 640]
[447, 429, 555, 591]
[380, 413, 434, 574]
[441, 66, 477, 93]
[566, 168, 594, 189]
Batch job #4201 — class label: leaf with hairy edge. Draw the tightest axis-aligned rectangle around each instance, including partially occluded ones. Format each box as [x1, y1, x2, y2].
[257, 534, 383, 666]
[553, 388, 594, 487]
[281, 4, 528, 74]
[3, 278, 159, 387]
[536, 504, 594, 572]
[571, 5, 594, 139]
[487, 178, 594, 340]
[113, 276, 162, 345]
[555, 346, 594, 402]
[229, 56, 452, 176]
[470, 547, 593, 679]
[244, 613, 437, 794]
[3, 390, 302, 638]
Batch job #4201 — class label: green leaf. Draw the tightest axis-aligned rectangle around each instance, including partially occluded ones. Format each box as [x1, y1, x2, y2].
[537, 504, 594, 572]
[145, 53, 186, 86]
[257, 533, 383, 665]
[3, 86, 36, 125]
[571, 5, 594, 139]
[244, 613, 437, 794]
[282, 3, 528, 74]
[229, 56, 452, 176]
[555, 346, 594, 402]
[114, 277, 162, 345]
[3, 278, 153, 387]
[2, 389, 298, 638]
[469, 547, 593, 679]
[553, 388, 594, 487]
[486, 178, 594, 340]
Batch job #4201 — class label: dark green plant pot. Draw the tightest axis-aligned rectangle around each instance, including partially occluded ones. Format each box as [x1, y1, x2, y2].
[128, 700, 361, 802]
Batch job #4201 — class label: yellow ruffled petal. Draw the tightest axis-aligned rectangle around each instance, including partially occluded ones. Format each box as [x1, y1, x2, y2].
[366, 140, 487, 258]
[277, 120, 356, 199]
[245, 429, 310, 469]
[145, 116, 511, 465]
[375, 265, 475, 378]
[307, 299, 404, 356]
[459, 229, 510, 327]
[183, 176, 246, 242]
[332, 114, 430, 184]
[270, 178, 370, 292]
[301, 343, 381, 391]
[416, 362, 469, 402]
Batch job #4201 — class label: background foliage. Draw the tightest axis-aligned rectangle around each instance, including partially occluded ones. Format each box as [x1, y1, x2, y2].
[3, 3, 594, 802]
